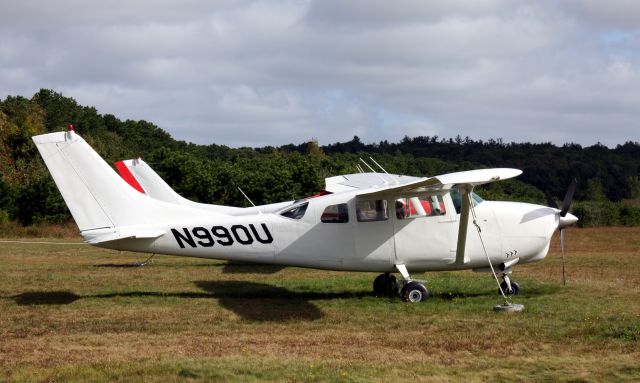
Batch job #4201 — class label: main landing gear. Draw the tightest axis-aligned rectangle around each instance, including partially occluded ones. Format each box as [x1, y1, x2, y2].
[373, 264, 430, 303]
[401, 281, 429, 303]
[499, 271, 520, 296]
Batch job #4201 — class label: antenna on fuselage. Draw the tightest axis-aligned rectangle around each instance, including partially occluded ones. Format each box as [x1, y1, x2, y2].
[237, 187, 256, 207]
[369, 156, 398, 184]
[359, 158, 388, 184]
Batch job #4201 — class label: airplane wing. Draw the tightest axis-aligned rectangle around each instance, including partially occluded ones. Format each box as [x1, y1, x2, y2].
[355, 168, 522, 265]
[355, 168, 521, 197]
[325, 173, 422, 193]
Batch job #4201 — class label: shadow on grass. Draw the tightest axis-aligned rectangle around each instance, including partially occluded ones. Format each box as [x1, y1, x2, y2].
[427, 280, 563, 301]
[221, 261, 285, 274]
[93, 263, 147, 268]
[13, 291, 81, 305]
[11, 281, 562, 321]
[431, 291, 486, 300]
[11, 281, 372, 322]
[194, 281, 325, 321]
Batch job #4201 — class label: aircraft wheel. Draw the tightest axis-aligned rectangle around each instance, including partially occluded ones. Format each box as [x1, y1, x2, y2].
[499, 281, 520, 296]
[401, 281, 429, 303]
[373, 273, 399, 297]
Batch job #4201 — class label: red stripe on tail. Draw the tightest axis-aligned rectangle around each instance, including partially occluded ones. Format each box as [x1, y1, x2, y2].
[114, 161, 146, 194]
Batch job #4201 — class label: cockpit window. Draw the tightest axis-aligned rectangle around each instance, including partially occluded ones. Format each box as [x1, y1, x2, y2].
[280, 202, 308, 220]
[471, 192, 484, 205]
[321, 203, 349, 223]
[356, 199, 388, 222]
[450, 187, 483, 214]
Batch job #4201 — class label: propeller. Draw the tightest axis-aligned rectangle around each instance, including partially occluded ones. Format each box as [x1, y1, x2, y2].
[560, 227, 566, 285]
[553, 178, 578, 285]
[560, 178, 577, 217]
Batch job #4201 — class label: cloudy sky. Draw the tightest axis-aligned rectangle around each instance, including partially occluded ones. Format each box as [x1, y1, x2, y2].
[1, 1, 639, 147]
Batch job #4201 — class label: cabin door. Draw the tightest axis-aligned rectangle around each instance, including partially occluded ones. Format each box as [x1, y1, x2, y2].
[347, 198, 396, 270]
[392, 193, 457, 268]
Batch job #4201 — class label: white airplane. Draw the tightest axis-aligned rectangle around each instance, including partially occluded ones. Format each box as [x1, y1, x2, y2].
[33, 128, 578, 302]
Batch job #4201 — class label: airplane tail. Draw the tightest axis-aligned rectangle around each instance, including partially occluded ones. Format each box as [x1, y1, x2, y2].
[32, 130, 222, 242]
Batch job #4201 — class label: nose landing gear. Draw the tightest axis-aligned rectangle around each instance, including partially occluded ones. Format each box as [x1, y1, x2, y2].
[499, 272, 520, 296]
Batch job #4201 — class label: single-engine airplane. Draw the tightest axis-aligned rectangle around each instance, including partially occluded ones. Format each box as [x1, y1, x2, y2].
[33, 128, 578, 302]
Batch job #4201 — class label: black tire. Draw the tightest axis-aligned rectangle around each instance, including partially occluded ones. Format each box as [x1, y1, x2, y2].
[373, 274, 385, 296]
[373, 273, 399, 297]
[499, 280, 520, 296]
[401, 281, 429, 303]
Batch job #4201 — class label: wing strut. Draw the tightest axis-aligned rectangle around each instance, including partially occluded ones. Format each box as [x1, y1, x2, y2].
[455, 185, 473, 265]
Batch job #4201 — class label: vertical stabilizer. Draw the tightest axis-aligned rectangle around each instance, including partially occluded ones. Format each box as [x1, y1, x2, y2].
[33, 131, 118, 231]
[33, 131, 223, 233]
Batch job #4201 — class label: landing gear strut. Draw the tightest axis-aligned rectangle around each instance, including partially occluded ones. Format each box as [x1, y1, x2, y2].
[388, 264, 431, 302]
[397, 264, 429, 302]
[499, 272, 520, 296]
[373, 265, 430, 302]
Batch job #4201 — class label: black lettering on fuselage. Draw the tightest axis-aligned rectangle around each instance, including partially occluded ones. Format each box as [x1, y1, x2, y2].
[231, 225, 253, 245]
[192, 226, 215, 247]
[171, 228, 196, 248]
[212, 226, 234, 246]
[171, 224, 273, 248]
[250, 223, 273, 244]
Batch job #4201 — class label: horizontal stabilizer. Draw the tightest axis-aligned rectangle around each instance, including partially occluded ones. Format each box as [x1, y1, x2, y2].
[82, 227, 165, 244]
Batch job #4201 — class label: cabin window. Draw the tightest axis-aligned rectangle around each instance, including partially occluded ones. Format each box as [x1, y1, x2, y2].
[395, 195, 446, 219]
[321, 203, 349, 223]
[450, 187, 484, 214]
[356, 199, 388, 222]
[280, 202, 308, 220]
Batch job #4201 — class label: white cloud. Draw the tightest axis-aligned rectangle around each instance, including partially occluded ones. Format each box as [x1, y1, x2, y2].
[562, 0, 640, 28]
[1, 0, 639, 147]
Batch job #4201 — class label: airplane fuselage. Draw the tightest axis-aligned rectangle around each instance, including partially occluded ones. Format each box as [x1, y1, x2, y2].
[99, 190, 560, 273]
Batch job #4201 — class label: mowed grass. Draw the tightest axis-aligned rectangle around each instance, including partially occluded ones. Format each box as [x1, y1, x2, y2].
[0, 228, 638, 382]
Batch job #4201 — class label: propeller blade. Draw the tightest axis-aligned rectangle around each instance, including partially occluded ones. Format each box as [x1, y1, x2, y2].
[560, 228, 566, 285]
[545, 191, 559, 209]
[560, 178, 577, 217]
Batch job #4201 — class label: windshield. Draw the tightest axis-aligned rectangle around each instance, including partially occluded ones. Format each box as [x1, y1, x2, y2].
[450, 188, 483, 214]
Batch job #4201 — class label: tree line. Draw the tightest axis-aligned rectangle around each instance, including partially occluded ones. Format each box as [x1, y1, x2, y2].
[1, 89, 638, 228]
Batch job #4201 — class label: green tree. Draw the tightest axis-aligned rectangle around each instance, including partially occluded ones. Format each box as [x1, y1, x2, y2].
[627, 176, 640, 199]
[585, 178, 608, 202]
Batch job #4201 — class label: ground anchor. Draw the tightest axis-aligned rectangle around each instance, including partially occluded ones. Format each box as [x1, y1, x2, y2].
[493, 301, 525, 313]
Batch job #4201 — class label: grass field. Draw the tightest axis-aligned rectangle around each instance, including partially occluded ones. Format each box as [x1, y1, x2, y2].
[0, 227, 638, 382]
